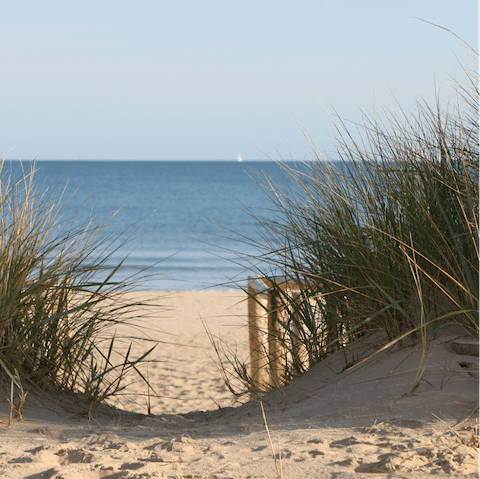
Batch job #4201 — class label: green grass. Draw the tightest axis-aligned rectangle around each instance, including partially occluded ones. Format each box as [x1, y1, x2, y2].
[233, 53, 478, 390]
[0, 160, 160, 409]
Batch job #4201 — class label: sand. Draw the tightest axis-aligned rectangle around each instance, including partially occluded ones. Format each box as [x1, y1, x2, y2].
[105, 290, 250, 415]
[0, 290, 478, 478]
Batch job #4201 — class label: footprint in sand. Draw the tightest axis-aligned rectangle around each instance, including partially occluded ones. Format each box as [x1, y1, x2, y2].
[56, 448, 94, 465]
[8, 456, 33, 463]
[24, 468, 58, 479]
[251, 445, 268, 452]
[330, 458, 354, 467]
[329, 436, 365, 448]
[307, 438, 325, 444]
[161, 436, 198, 454]
[119, 461, 145, 470]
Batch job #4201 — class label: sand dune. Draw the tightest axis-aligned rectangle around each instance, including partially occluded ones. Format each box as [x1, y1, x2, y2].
[0, 290, 477, 478]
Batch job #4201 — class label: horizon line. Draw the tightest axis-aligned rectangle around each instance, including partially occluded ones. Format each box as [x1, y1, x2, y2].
[1, 158, 309, 162]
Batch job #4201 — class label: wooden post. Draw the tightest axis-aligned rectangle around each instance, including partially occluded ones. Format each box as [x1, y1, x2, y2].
[248, 275, 325, 391]
[267, 288, 287, 386]
[247, 276, 291, 391]
[248, 276, 271, 390]
[283, 287, 313, 373]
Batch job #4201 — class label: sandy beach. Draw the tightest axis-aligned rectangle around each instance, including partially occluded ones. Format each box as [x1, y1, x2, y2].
[106, 290, 250, 415]
[0, 290, 478, 478]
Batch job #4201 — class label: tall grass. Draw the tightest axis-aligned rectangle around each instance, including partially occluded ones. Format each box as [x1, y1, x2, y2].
[0, 160, 159, 408]
[236, 57, 478, 387]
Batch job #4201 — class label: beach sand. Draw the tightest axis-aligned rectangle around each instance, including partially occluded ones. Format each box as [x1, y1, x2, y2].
[105, 290, 250, 415]
[0, 290, 478, 478]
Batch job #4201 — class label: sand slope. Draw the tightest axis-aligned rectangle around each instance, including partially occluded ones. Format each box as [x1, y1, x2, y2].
[0, 291, 477, 478]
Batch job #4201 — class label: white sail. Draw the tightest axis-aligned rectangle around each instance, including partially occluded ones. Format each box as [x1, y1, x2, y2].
[237, 154, 243, 162]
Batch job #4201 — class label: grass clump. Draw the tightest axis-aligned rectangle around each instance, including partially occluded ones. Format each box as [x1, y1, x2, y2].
[233, 52, 478, 389]
[0, 160, 159, 409]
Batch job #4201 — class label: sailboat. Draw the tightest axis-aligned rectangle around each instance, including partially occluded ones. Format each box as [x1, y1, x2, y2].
[237, 154, 243, 162]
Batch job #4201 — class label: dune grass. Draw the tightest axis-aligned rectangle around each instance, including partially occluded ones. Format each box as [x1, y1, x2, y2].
[224, 54, 478, 392]
[0, 160, 160, 409]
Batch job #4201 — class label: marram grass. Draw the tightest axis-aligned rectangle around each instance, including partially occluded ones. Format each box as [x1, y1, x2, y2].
[0, 160, 160, 409]
[228, 56, 478, 391]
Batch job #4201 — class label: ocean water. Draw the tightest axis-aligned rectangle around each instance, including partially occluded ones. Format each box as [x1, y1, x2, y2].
[3, 160, 293, 290]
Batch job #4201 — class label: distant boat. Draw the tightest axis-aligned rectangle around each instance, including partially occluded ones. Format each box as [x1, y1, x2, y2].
[237, 154, 243, 162]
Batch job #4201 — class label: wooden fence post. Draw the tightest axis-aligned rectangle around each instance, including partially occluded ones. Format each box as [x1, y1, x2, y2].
[247, 276, 271, 390]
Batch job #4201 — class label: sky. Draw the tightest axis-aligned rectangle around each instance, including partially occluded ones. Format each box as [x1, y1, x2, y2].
[0, 1, 477, 161]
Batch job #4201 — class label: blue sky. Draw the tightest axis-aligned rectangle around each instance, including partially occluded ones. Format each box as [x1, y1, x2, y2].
[0, 1, 477, 160]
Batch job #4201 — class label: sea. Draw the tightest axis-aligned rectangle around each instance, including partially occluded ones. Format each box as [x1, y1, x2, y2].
[2, 160, 294, 290]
